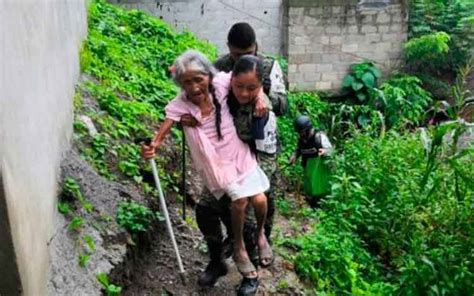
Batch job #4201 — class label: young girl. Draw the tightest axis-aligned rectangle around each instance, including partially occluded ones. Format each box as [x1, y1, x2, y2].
[141, 50, 271, 282]
[290, 115, 333, 207]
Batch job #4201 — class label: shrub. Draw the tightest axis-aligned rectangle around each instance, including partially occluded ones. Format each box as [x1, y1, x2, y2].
[116, 200, 154, 233]
[342, 61, 382, 104]
[380, 74, 433, 127]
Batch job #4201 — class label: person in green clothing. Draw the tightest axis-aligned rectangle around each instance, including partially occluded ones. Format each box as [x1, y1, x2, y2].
[289, 115, 333, 207]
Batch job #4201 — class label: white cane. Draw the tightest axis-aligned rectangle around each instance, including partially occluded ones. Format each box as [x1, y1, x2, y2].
[149, 158, 186, 282]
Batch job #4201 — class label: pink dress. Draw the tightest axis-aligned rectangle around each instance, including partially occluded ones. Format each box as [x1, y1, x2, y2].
[165, 72, 258, 198]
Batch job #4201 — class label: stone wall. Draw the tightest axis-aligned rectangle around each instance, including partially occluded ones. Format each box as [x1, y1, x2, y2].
[109, 0, 285, 55]
[288, 0, 408, 91]
[0, 1, 87, 294]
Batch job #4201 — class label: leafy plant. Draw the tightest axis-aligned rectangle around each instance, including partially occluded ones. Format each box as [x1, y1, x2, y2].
[96, 272, 122, 296]
[57, 202, 71, 215]
[404, 31, 451, 73]
[68, 216, 85, 232]
[62, 177, 94, 212]
[287, 125, 474, 294]
[342, 61, 382, 104]
[83, 234, 96, 252]
[380, 74, 433, 127]
[408, 0, 474, 95]
[116, 200, 155, 233]
[78, 253, 91, 267]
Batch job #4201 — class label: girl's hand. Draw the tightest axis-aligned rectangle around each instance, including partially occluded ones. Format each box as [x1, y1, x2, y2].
[254, 89, 268, 117]
[318, 148, 327, 156]
[180, 114, 199, 127]
[141, 140, 160, 160]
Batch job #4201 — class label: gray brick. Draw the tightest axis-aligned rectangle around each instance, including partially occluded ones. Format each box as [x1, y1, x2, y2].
[315, 81, 332, 90]
[391, 14, 403, 23]
[321, 53, 339, 63]
[299, 63, 317, 72]
[326, 26, 342, 34]
[289, 7, 305, 16]
[304, 72, 320, 82]
[322, 73, 340, 82]
[319, 35, 330, 45]
[290, 45, 306, 54]
[362, 14, 375, 24]
[376, 42, 393, 52]
[365, 33, 381, 43]
[288, 64, 298, 73]
[330, 36, 343, 45]
[347, 25, 360, 34]
[305, 26, 324, 36]
[297, 82, 318, 91]
[382, 33, 403, 42]
[376, 12, 391, 24]
[390, 23, 402, 32]
[378, 25, 390, 33]
[361, 25, 377, 33]
[310, 53, 323, 63]
[342, 43, 358, 53]
[315, 63, 333, 72]
[289, 24, 307, 35]
[288, 73, 303, 84]
[295, 36, 311, 45]
[332, 6, 342, 14]
[303, 16, 318, 25]
[305, 44, 324, 54]
[291, 54, 312, 64]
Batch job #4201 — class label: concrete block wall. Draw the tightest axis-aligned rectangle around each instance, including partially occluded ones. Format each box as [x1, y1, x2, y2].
[0, 1, 87, 294]
[110, 0, 285, 55]
[288, 0, 408, 91]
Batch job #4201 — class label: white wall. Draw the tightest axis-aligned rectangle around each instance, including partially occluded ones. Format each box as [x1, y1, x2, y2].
[0, 0, 87, 294]
[110, 0, 285, 55]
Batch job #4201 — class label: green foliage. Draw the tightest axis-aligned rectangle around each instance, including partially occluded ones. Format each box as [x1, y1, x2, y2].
[75, 0, 216, 189]
[284, 212, 395, 294]
[116, 200, 155, 233]
[97, 272, 122, 296]
[83, 234, 96, 252]
[380, 74, 433, 127]
[404, 32, 451, 73]
[450, 58, 473, 120]
[62, 177, 94, 212]
[408, 0, 474, 93]
[286, 124, 474, 294]
[78, 253, 91, 267]
[68, 216, 85, 232]
[342, 61, 382, 104]
[278, 91, 385, 185]
[275, 197, 295, 218]
[57, 202, 71, 215]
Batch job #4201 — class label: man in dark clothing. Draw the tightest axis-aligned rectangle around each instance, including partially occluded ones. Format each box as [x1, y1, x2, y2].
[214, 22, 288, 116]
[182, 23, 288, 296]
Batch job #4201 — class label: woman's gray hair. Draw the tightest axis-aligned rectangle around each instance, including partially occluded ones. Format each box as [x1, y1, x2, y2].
[172, 50, 217, 85]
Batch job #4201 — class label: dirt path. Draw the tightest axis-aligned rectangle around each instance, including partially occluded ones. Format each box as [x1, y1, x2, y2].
[109, 199, 307, 295]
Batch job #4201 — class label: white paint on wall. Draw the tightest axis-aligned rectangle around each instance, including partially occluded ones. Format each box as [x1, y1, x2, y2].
[0, 0, 87, 294]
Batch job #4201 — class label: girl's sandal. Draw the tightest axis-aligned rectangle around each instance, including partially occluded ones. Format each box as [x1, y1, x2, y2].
[234, 256, 258, 278]
[234, 257, 259, 296]
[258, 244, 274, 268]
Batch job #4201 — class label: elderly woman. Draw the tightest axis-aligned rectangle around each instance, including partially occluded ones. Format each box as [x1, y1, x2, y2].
[141, 50, 272, 289]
